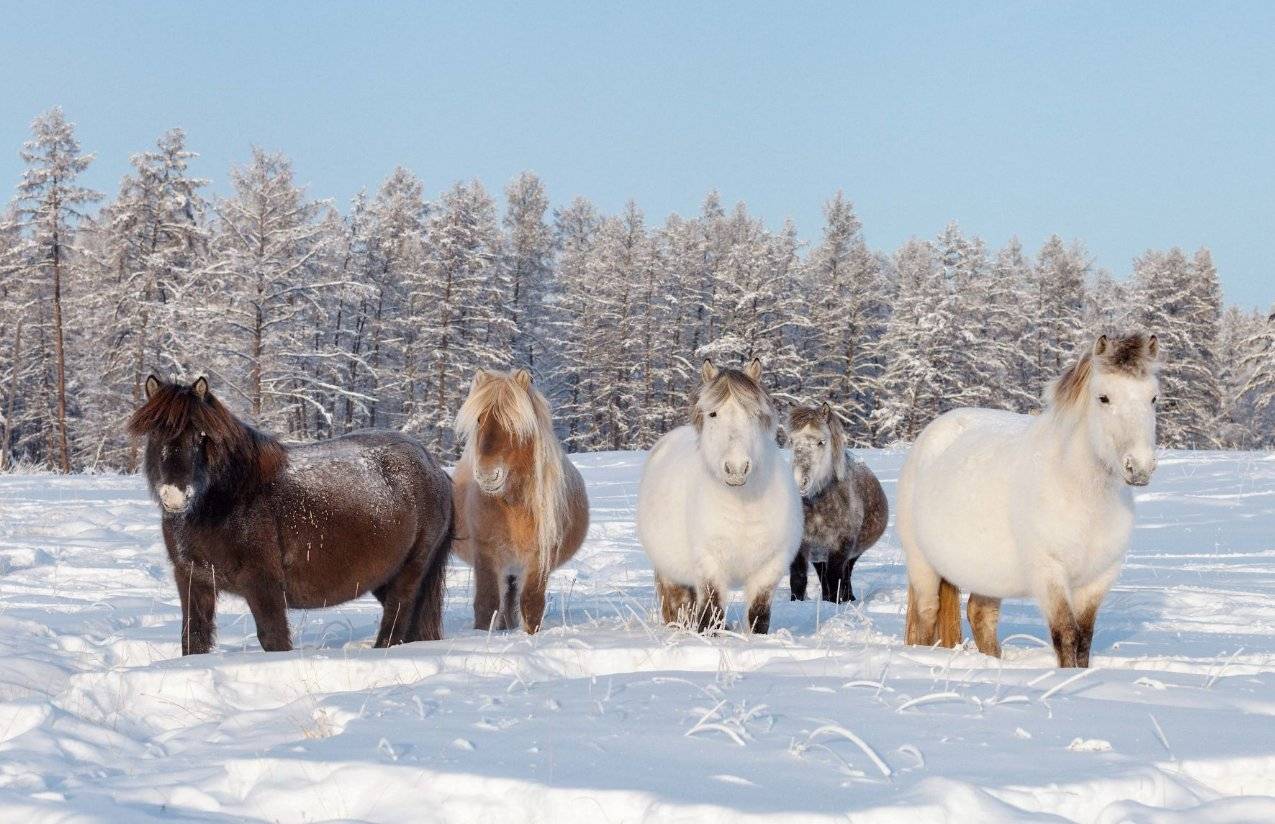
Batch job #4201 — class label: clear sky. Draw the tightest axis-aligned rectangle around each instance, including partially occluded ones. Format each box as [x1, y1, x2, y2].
[1, 1, 1271, 308]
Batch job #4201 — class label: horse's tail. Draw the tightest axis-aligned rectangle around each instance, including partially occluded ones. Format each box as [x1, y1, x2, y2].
[416, 491, 453, 643]
[905, 576, 962, 648]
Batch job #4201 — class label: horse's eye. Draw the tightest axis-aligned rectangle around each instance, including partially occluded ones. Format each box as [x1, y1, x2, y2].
[1098, 395, 1110, 404]
[708, 411, 717, 418]
[1151, 396, 1157, 404]
[817, 440, 825, 447]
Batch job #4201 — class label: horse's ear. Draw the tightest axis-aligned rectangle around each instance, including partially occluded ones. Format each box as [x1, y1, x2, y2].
[1146, 334, 1159, 360]
[701, 360, 719, 383]
[1093, 335, 1109, 357]
[744, 358, 762, 382]
[514, 368, 533, 389]
[819, 401, 832, 421]
[471, 370, 489, 392]
[192, 377, 209, 400]
[144, 375, 161, 400]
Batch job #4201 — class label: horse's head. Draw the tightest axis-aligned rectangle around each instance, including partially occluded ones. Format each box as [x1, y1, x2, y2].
[128, 375, 284, 515]
[456, 368, 543, 496]
[1050, 334, 1161, 486]
[692, 358, 777, 488]
[128, 376, 216, 513]
[788, 402, 846, 497]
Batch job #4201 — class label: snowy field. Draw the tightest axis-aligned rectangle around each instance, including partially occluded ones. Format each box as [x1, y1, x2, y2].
[1, 449, 1274, 823]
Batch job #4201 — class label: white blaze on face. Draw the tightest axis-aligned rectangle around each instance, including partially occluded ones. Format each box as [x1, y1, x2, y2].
[158, 484, 190, 512]
[699, 396, 765, 487]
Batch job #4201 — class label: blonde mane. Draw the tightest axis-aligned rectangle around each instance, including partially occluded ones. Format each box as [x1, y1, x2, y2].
[456, 370, 569, 572]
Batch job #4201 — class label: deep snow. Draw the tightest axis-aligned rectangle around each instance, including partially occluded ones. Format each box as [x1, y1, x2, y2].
[1, 449, 1274, 823]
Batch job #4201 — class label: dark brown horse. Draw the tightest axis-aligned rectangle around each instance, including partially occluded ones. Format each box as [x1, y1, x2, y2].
[128, 376, 453, 654]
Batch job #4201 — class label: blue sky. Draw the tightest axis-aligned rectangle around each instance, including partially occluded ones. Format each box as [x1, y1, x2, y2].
[1, 1, 1271, 308]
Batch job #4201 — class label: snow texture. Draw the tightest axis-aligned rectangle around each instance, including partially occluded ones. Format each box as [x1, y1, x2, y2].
[1, 449, 1274, 821]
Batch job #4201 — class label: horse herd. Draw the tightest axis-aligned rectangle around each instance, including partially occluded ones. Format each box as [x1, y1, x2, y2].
[129, 332, 1162, 669]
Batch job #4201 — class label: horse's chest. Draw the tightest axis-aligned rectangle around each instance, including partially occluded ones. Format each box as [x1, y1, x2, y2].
[802, 486, 857, 557]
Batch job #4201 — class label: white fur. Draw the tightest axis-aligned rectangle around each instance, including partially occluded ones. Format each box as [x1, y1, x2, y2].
[157, 483, 190, 513]
[637, 410, 803, 615]
[898, 363, 1159, 623]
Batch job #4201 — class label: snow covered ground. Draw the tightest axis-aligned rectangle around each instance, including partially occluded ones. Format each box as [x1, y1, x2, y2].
[1, 448, 1274, 823]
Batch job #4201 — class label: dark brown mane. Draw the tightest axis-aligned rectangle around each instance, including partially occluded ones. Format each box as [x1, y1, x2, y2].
[128, 381, 286, 481]
[1048, 333, 1160, 411]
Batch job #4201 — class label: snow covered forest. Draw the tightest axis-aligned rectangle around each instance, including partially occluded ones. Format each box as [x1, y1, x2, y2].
[1, 108, 1271, 472]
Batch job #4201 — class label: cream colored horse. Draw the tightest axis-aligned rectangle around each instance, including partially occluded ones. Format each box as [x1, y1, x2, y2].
[899, 334, 1160, 667]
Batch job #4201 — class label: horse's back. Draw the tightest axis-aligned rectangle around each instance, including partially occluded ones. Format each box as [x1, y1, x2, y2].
[283, 430, 451, 540]
[850, 459, 888, 550]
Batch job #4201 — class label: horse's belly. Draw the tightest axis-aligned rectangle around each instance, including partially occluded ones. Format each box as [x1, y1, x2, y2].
[277, 480, 421, 609]
[908, 417, 1028, 598]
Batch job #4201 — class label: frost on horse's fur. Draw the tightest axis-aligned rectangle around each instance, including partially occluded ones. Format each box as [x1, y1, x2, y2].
[637, 358, 803, 633]
[787, 402, 888, 604]
[899, 333, 1161, 668]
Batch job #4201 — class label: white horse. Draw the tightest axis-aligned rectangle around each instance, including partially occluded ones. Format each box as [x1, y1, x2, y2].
[899, 334, 1161, 667]
[637, 358, 803, 633]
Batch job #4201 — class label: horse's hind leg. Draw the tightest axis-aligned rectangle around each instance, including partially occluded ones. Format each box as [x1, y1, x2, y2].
[824, 539, 859, 603]
[499, 572, 521, 632]
[904, 553, 942, 647]
[657, 575, 694, 626]
[789, 545, 810, 601]
[967, 594, 1002, 657]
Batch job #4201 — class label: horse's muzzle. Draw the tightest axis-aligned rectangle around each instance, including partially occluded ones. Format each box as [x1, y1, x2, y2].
[1122, 456, 1155, 487]
[158, 484, 191, 513]
[475, 467, 507, 495]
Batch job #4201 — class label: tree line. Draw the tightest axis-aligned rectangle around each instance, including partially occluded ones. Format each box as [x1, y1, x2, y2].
[1, 108, 1271, 472]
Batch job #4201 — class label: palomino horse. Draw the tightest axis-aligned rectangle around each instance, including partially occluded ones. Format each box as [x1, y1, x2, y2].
[637, 359, 803, 633]
[899, 334, 1160, 667]
[453, 368, 589, 634]
[128, 376, 453, 654]
[787, 402, 888, 603]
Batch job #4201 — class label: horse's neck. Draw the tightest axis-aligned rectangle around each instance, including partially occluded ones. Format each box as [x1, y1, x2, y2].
[1035, 407, 1112, 490]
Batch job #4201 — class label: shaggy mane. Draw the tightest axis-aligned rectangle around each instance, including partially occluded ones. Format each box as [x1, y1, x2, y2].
[1047, 333, 1160, 412]
[691, 368, 776, 432]
[127, 380, 286, 481]
[789, 404, 848, 481]
[456, 370, 568, 574]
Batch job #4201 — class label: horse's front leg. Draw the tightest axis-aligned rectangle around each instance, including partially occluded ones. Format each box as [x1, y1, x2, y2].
[695, 581, 726, 632]
[244, 579, 292, 652]
[472, 551, 503, 630]
[657, 574, 695, 625]
[745, 579, 778, 634]
[174, 561, 217, 655]
[789, 544, 810, 601]
[1034, 573, 1080, 668]
[520, 567, 549, 634]
[1072, 567, 1119, 668]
